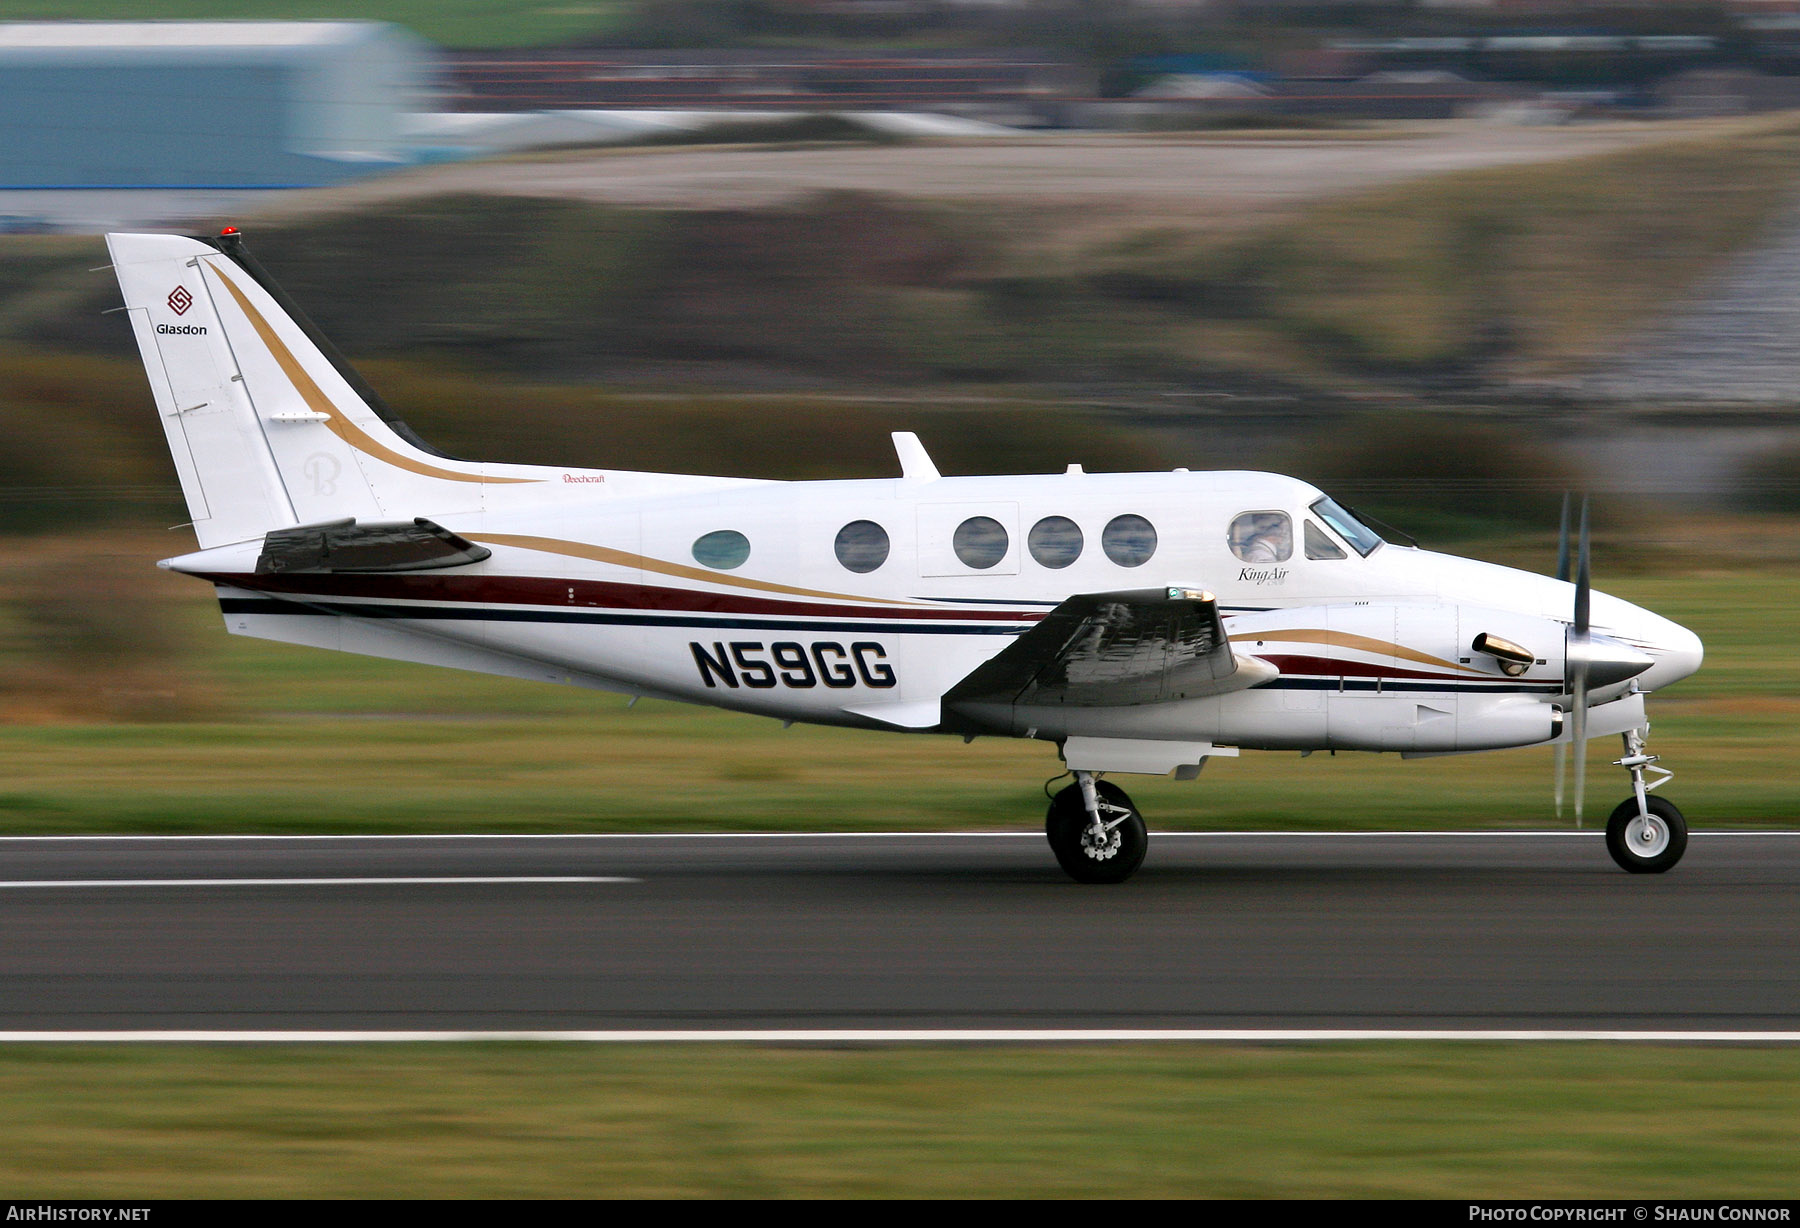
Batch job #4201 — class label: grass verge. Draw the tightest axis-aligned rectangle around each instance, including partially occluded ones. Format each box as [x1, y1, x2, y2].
[1, 1042, 1797, 1197]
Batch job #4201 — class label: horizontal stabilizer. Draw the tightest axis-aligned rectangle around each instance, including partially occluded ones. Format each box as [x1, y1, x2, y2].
[256, 518, 491, 575]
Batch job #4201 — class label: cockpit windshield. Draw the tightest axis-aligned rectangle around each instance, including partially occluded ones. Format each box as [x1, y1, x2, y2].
[1309, 496, 1383, 557]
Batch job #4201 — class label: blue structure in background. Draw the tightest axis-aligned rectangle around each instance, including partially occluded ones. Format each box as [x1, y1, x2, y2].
[0, 21, 439, 188]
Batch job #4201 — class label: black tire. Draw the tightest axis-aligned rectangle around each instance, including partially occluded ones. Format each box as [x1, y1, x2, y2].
[1045, 780, 1147, 884]
[1605, 795, 1687, 874]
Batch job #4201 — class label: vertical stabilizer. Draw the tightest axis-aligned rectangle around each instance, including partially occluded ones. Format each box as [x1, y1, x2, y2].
[108, 233, 296, 547]
[107, 231, 549, 548]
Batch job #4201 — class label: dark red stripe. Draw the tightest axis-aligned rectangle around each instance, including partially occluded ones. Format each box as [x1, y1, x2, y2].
[200, 572, 1043, 623]
[1257, 654, 1474, 683]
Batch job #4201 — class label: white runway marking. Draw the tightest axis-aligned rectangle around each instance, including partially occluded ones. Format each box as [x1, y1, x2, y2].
[0, 876, 637, 888]
[0, 1029, 1798, 1044]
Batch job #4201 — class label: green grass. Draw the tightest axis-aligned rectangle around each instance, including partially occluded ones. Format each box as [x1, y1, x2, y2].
[0, 1043, 1797, 1197]
[0, 556, 1792, 835]
[0, 2, 634, 48]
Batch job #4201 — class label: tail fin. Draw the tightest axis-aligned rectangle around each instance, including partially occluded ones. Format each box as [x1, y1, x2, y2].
[107, 231, 545, 549]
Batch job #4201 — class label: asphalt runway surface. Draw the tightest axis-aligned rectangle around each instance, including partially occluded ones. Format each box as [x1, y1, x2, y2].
[1, 832, 1797, 1032]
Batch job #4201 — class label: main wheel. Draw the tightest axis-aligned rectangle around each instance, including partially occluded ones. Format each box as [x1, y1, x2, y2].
[1046, 780, 1147, 884]
[1605, 795, 1687, 874]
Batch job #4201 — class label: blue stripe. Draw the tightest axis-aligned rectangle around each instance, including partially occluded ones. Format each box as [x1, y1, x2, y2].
[920, 596, 1061, 607]
[218, 598, 1027, 637]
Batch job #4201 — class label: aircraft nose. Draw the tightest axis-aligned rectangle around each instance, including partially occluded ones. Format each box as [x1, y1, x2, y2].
[1639, 616, 1704, 692]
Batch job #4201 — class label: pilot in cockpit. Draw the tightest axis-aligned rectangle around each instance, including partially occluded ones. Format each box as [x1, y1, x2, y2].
[1229, 511, 1293, 563]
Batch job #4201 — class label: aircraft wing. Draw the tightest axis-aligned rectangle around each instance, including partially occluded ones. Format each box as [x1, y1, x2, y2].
[944, 587, 1275, 718]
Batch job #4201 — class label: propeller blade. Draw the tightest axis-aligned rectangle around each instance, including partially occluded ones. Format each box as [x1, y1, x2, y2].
[1574, 496, 1590, 636]
[1568, 494, 1591, 828]
[1571, 665, 1588, 829]
[1550, 491, 1574, 821]
[1556, 492, 1571, 583]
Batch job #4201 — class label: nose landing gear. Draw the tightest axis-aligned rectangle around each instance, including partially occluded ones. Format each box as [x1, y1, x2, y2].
[1046, 771, 1147, 884]
[1604, 728, 1687, 874]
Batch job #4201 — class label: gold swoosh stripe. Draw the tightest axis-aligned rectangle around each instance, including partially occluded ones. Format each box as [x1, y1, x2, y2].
[475, 533, 921, 607]
[208, 264, 541, 486]
[1252, 628, 1479, 675]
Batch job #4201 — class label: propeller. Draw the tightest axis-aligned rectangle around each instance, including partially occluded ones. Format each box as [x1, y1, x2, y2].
[1555, 493, 1572, 586]
[1569, 497, 1591, 829]
[1553, 494, 1571, 821]
[1557, 499, 1654, 828]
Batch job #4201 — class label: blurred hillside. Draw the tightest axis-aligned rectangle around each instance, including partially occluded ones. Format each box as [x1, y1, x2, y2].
[1, 113, 1798, 550]
[17, 115, 1800, 394]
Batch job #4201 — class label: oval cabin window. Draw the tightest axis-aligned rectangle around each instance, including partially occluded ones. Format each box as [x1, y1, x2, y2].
[1028, 516, 1083, 569]
[692, 529, 751, 570]
[953, 516, 1009, 570]
[834, 520, 890, 573]
[1101, 514, 1157, 567]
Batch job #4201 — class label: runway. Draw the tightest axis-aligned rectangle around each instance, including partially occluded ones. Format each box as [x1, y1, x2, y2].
[1, 832, 1797, 1034]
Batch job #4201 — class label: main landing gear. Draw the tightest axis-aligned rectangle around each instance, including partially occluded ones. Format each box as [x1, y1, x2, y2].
[1604, 728, 1687, 874]
[1046, 771, 1147, 884]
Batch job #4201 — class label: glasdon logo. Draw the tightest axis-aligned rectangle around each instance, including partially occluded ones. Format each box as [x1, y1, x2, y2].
[156, 323, 208, 335]
[167, 286, 193, 315]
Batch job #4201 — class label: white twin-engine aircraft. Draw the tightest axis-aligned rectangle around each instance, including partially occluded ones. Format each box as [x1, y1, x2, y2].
[107, 229, 1704, 883]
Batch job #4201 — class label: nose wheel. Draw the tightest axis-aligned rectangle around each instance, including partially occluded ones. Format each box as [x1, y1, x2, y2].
[1606, 795, 1686, 873]
[1046, 772, 1147, 884]
[1604, 729, 1687, 874]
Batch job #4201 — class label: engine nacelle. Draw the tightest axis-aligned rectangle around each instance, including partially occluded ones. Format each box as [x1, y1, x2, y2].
[1324, 691, 1560, 753]
[1228, 602, 1569, 752]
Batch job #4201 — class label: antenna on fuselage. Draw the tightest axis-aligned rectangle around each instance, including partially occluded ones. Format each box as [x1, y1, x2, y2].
[892, 432, 940, 482]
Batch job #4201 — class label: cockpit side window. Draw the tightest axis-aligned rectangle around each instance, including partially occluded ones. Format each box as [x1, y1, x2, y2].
[1309, 496, 1382, 557]
[1228, 511, 1293, 563]
[1304, 519, 1347, 560]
